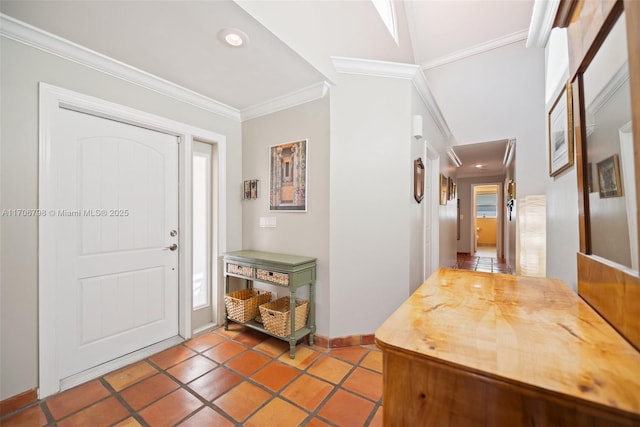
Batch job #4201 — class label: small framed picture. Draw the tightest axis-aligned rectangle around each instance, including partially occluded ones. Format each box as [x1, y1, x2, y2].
[596, 154, 623, 198]
[440, 174, 448, 205]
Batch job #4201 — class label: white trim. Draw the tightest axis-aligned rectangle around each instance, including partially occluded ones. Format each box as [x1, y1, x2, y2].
[526, 0, 561, 48]
[59, 336, 183, 392]
[332, 56, 417, 79]
[421, 29, 529, 70]
[331, 56, 452, 139]
[241, 82, 330, 121]
[587, 61, 629, 116]
[38, 83, 228, 398]
[1, 13, 241, 121]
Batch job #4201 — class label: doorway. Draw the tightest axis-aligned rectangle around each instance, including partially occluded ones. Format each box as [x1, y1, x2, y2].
[38, 83, 228, 398]
[472, 184, 503, 258]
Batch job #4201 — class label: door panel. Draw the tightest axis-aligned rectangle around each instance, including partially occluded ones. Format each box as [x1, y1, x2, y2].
[52, 108, 179, 378]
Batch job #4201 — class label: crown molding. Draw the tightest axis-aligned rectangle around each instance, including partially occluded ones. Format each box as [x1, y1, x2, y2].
[421, 29, 528, 70]
[587, 61, 629, 116]
[0, 13, 241, 121]
[332, 56, 418, 79]
[241, 81, 330, 121]
[331, 56, 452, 139]
[526, 0, 561, 48]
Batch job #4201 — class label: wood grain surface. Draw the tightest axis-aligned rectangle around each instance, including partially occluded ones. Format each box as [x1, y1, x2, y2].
[376, 269, 640, 426]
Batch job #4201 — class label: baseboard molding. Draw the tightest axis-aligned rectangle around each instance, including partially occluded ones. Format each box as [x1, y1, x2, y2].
[310, 333, 376, 349]
[0, 388, 38, 417]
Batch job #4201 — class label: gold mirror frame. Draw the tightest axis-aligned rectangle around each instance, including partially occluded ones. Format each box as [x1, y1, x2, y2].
[558, 0, 640, 350]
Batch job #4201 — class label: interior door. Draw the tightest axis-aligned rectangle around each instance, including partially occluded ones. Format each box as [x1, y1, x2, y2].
[51, 107, 179, 379]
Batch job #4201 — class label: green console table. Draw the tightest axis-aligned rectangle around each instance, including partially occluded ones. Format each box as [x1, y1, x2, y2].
[223, 250, 316, 358]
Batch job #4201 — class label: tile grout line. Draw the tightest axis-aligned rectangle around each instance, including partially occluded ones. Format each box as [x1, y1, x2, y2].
[220, 331, 383, 425]
[98, 376, 149, 427]
[147, 340, 252, 426]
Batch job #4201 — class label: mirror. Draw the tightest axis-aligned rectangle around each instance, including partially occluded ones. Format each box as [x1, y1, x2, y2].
[582, 11, 636, 271]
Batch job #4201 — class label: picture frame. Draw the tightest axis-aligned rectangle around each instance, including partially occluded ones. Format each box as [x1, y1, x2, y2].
[548, 81, 574, 177]
[250, 179, 258, 199]
[243, 179, 259, 199]
[414, 158, 425, 203]
[440, 174, 448, 205]
[596, 154, 623, 198]
[243, 180, 251, 200]
[448, 178, 456, 201]
[507, 179, 516, 201]
[269, 139, 307, 211]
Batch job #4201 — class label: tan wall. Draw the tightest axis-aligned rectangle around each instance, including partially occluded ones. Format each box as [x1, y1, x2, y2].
[476, 217, 497, 245]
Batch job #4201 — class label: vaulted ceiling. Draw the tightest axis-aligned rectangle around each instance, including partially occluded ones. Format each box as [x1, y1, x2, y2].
[0, 0, 543, 177]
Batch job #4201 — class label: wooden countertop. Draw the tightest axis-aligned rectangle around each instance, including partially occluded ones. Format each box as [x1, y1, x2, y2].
[375, 268, 640, 417]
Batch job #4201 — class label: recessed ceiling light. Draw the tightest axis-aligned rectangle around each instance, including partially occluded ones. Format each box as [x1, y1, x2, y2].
[218, 28, 249, 48]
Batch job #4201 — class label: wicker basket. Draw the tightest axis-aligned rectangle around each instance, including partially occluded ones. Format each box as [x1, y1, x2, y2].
[259, 297, 309, 337]
[225, 288, 271, 323]
[256, 269, 289, 286]
[227, 263, 254, 278]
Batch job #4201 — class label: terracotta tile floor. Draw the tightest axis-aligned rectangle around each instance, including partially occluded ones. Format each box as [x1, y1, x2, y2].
[1, 324, 383, 426]
[455, 252, 513, 274]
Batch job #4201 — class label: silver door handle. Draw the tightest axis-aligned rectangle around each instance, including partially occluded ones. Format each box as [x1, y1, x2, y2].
[165, 244, 178, 251]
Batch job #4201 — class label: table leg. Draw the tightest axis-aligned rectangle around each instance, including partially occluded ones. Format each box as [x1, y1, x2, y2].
[289, 291, 296, 358]
[309, 282, 315, 345]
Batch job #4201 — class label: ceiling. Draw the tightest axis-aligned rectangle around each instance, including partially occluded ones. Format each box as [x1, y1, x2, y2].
[0, 0, 539, 178]
[0, 0, 326, 110]
[449, 139, 512, 179]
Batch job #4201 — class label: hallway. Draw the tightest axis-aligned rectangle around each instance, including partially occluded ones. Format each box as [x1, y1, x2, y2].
[456, 246, 513, 274]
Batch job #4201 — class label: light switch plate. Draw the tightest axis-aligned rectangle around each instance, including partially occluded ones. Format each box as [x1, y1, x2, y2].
[259, 216, 276, 228]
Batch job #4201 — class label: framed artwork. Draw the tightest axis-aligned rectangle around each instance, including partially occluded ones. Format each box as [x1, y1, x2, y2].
[414, 158, 425, 203]
[269, 139, 307, 211]
[243, 179, 259, 199]
[440, 174, 448, 205]
[448, 178, 456, 201]
[507, 179, 516, 201]
[243, 180, 251, 199]
[548, 81, 574, 177]
[596, 154, 623, 198]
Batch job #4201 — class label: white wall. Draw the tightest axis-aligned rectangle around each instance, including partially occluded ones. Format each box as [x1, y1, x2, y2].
[545, 27, 580, 290]
[410, 82, 452, 289]
[0, 38, 242, 400]
[328, 72, 456, 338]
[241, 97, 330, 336]
[329, 73, 412, 337]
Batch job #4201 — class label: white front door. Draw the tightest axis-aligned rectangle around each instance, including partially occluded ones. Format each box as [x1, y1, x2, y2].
[51, 108, 179, 379]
